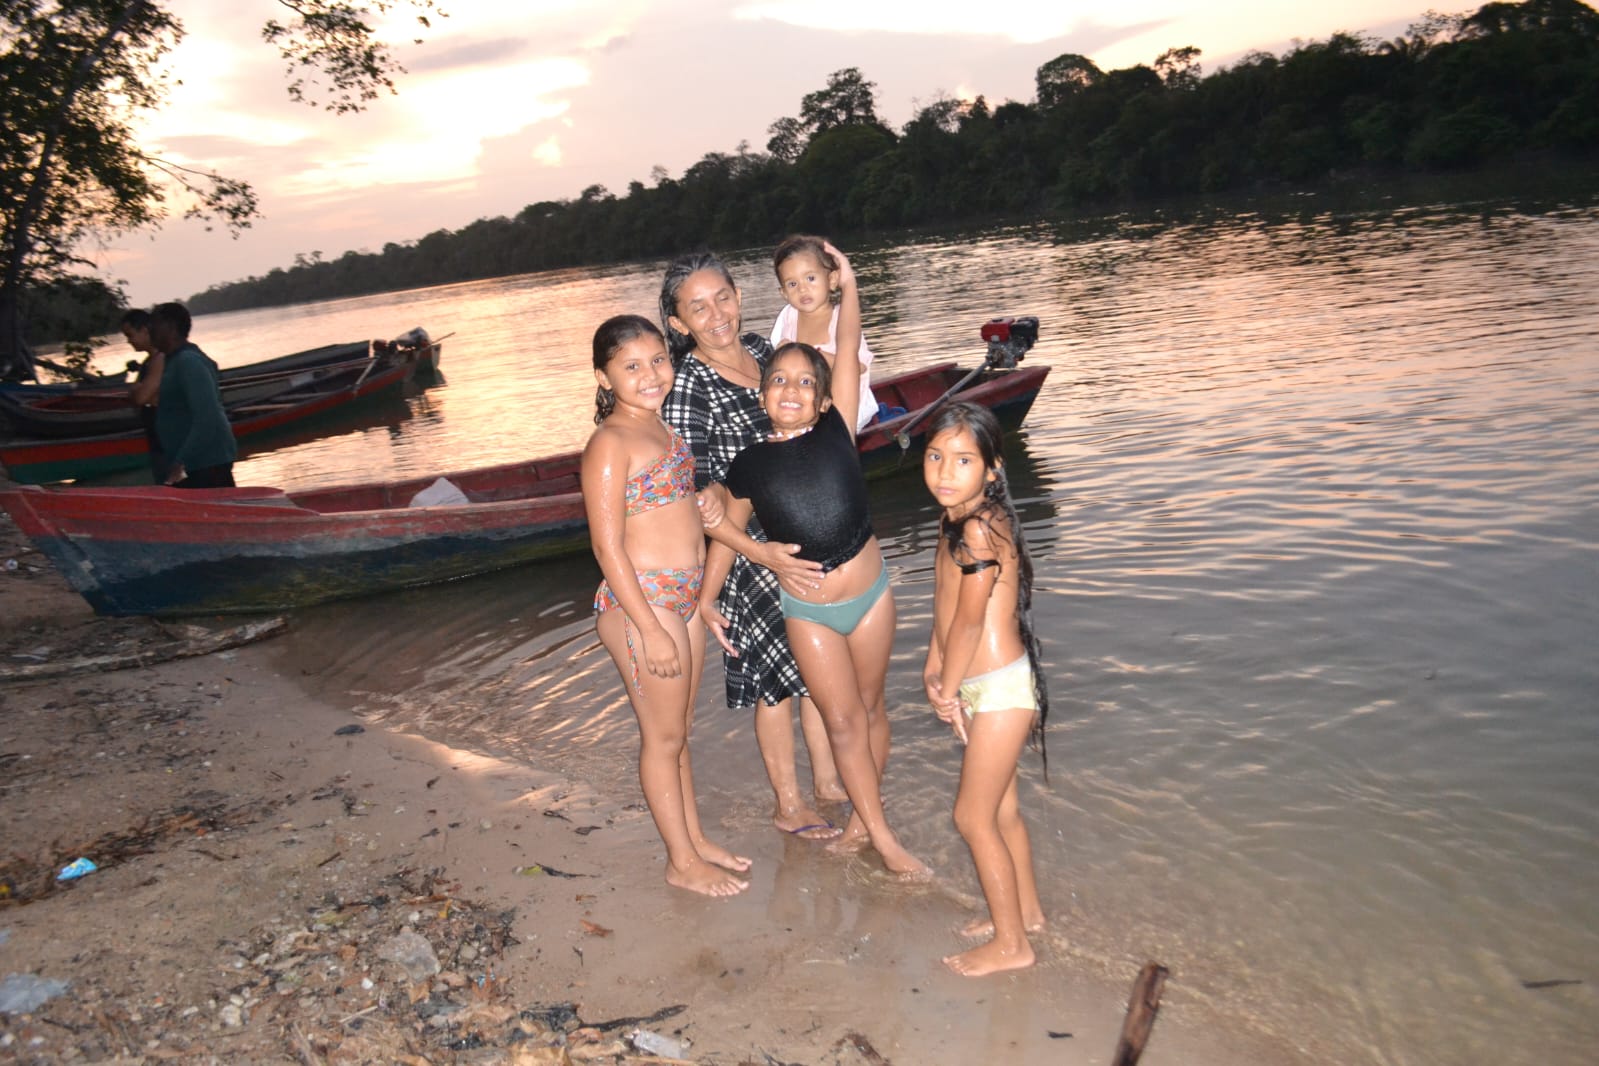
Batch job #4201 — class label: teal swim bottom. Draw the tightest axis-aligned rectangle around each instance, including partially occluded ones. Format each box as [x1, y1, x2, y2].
[780, 565, 889, 636]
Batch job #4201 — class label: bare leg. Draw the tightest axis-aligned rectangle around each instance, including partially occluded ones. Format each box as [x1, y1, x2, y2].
[789, 590, 929, 880]
[959, 771, 1045, 936]
[597, 608, 747, 897]
[675, 619, 751, 873]
[944, 706, 1037, 975]
[757, 696, 840, 839]
[830, 613, 893, 850]
[799, 695, 848, 803]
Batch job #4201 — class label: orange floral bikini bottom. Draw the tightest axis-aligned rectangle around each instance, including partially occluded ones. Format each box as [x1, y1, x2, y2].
[593, 566, 704, 691]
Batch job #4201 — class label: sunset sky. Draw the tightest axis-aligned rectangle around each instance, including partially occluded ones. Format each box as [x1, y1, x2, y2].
[100, 0, 1432, 305]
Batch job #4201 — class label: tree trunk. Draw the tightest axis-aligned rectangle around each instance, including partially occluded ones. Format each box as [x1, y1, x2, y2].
[0, 287, 36, 382]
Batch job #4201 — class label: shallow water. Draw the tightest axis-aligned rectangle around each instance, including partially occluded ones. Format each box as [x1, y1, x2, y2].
[129, 190, 1599, 1064]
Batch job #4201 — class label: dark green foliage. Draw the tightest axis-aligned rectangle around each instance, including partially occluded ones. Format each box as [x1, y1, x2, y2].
[23, 274, 124, 349]
[263, 0, 442, 114]
[800, 67, 883, 134]
[1, 1, 438, 381]
[190, 1, 1599, 316]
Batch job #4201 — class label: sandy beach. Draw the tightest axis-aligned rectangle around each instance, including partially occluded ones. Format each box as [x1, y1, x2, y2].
[0, 506, 1302, 1065]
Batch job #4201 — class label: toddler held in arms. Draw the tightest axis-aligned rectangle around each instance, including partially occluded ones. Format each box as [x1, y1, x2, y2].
[768, 234, 878, 433]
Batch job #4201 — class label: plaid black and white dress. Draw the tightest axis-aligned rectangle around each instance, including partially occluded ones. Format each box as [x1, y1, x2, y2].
[662, 333, 807, 709]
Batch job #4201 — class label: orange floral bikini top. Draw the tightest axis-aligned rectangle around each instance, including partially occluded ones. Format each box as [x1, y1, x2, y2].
[625, 429, 695, 516]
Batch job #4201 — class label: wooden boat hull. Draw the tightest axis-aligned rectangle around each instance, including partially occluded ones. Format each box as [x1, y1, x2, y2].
[857, 361, 1048, 476]
[1, 340, 374, 410]
[0, 336, 442, 440]
[1, 455, 589, 616]
[0, 344, 376, 438]
[0, 361, 1047, 616]
[0, 343, 437, 484]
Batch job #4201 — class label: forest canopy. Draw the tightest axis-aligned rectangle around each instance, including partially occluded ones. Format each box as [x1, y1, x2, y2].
[188, 0, 1599, 316]
[4, 2, 1595, 341]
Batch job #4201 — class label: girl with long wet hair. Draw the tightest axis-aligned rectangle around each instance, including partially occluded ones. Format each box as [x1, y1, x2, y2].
[922, 400, 1049, 975]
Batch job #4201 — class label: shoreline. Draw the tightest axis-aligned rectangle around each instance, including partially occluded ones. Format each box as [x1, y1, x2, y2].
[0, 509, 1302, 1064]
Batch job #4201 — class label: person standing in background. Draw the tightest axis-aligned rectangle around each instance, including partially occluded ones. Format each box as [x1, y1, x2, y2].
[147, 302, 236, 488]
[120, 308, 168, 482]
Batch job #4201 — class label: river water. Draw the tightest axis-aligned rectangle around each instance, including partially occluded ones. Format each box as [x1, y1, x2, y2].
[106, 189, 1597, 1064]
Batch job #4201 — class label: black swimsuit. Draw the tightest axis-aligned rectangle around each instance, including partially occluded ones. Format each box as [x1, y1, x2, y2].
[724, 407, 873, 572]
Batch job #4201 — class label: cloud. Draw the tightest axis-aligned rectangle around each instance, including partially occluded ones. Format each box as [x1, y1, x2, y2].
[731, 0, 1086, 43]
[533, 137, 565, 167]
[102, 0, 1428, 304]
[404, 37, 539, 74]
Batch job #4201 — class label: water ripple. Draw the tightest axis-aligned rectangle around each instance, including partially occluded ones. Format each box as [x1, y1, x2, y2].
[239, 196, 1599, 1066]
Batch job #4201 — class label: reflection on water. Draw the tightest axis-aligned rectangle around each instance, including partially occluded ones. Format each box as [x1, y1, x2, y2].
[249, 192, 1597, 1066]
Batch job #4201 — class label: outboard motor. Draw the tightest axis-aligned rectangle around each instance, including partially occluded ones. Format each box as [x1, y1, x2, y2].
[980, 316, 1039, 369]
[391, 326, 430, 350]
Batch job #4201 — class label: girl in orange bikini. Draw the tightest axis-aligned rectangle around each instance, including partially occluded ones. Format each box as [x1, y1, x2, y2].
[583, 314, 751, 897]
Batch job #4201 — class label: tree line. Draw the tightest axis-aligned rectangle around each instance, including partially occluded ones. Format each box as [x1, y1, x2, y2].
[5, 2, 1596, 363]
[188, 0, 1599, 317]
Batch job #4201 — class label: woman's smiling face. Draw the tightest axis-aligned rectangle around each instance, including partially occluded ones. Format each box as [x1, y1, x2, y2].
[669, 269, 743, 354]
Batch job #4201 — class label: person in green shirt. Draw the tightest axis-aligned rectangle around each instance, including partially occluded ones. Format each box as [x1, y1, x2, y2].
[148, 302, 237, 488]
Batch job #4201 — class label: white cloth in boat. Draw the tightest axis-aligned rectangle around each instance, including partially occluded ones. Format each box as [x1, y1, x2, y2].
[409, 477, 469, 507]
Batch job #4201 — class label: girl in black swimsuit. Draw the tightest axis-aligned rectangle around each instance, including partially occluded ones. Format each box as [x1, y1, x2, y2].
[702, 245, 930, 881]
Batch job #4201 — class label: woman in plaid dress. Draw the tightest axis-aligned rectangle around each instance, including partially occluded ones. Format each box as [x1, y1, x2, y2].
[660, 251, 847, 840]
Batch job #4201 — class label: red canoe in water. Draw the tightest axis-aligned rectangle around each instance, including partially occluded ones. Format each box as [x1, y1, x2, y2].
[0, 360, 1049, 616]
[0, 339, 377, 439]
[0, 337, 441, 485]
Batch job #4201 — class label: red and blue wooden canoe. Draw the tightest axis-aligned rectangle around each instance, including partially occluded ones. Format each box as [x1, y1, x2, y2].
[0, 360, 1047, 616]
[856, 360, 1048, 476]
[0, 340, 375, 439]
[0, 340, 438, 484]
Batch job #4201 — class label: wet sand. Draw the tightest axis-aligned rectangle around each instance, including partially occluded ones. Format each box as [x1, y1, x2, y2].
[0, 508, 1302, 1064]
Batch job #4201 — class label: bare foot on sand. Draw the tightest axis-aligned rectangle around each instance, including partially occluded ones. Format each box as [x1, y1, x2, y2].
[959, 913, 1047, 938]
[695, 838, 753, 873]
[943, 939, 1036, 977]
[877, 843, 933, 883]
[814, 781, 850, 805]
[775, 808, 842, 840]
[825, 822, 870, 855]
[667, 857, 749, 897]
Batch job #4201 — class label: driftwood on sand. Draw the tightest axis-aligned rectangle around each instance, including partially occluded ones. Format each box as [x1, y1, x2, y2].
[1112, 960, 1169, 1066]
[0, 616, 288, 682]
